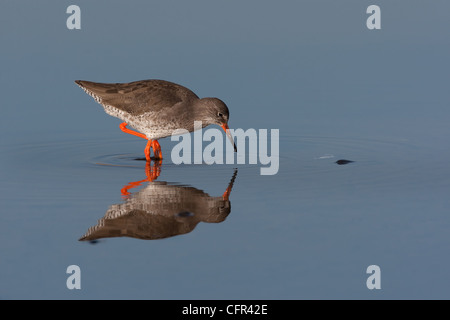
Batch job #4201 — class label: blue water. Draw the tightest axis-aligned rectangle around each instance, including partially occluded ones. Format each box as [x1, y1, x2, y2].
[1, 1, 450, 299]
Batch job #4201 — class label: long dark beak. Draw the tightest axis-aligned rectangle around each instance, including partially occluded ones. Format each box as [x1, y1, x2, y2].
[221, 123, 237, 152]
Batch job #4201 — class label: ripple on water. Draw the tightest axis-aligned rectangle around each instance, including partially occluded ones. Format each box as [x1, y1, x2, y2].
[4, 133, 449, 199]
[276, 134, 450, 197]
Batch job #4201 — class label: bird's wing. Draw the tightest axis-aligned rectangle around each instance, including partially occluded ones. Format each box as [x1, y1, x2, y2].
[75, 79, 199, 116]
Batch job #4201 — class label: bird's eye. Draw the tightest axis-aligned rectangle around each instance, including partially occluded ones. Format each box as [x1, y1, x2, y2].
[218, 112, 223, 117]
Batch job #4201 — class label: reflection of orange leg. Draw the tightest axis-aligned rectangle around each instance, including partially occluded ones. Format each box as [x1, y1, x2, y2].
[120, 179, 148, 197]
[144, 160, 161, 181]
[121, 161, 162, 198]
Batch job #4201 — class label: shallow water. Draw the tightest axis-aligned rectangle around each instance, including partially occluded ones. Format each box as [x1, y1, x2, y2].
[2, 131, 450, 299]
[1, 1, 450, 299]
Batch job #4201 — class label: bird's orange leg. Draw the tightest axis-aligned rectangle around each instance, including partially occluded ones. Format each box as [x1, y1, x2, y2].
[120, 122, 158, 161]
[119, 122, 147, 140]
[152, 140, 163, 160]
[144, 140, 152, 162]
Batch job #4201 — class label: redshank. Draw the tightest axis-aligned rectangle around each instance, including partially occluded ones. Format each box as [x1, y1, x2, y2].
[75, 79, 237, 160]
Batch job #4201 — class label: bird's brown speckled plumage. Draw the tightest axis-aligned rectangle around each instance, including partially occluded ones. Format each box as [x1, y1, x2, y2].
[75, 79, 232, 141]
[75, 79, 199, 117]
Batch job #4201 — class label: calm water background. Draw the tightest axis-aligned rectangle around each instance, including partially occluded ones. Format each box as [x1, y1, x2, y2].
[1, 1, 450, 299]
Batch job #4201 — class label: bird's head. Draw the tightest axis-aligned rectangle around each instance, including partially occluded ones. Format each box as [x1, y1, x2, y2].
[197, 98, 237, 152]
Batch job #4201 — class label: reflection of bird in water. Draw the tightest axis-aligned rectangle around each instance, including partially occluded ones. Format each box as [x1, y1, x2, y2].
[79, 166, 237, 241]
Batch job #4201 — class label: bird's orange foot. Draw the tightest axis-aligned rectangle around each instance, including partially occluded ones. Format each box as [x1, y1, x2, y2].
[119, 123, 162, 161]
[144, 140, 153, 162]
[144, 140, 162, 161]
[152, 140, 163, 160]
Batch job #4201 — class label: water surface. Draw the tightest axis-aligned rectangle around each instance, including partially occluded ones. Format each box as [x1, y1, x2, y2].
[1, 1, 450, 299]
